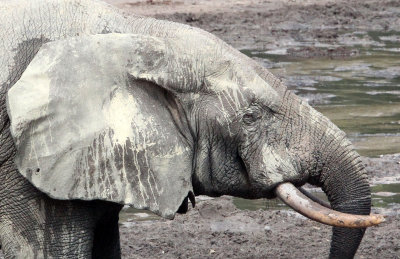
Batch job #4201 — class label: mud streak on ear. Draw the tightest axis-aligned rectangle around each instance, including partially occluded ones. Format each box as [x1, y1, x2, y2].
[7, 34, 194, 219]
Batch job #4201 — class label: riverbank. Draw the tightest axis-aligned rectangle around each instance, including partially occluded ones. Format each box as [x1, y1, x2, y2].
[120, 194, 400, 259]
[106, 0, 400, 51]
[119, 153, 399, 258]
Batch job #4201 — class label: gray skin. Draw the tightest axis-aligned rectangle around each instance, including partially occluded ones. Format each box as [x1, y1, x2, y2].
[0, 0, 371, 258]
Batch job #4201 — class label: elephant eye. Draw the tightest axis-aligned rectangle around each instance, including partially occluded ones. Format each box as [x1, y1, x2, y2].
[242, 111, 260, 125]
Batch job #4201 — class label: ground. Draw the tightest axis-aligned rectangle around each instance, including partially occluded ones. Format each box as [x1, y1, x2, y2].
[106, 0, 400, 51]
[2, 0, 400, 258]
[118, 154, 400, 259]
[120, 196, 400, 259]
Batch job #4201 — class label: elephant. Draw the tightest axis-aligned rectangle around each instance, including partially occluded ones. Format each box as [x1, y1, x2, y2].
[0, 0, 384, 258]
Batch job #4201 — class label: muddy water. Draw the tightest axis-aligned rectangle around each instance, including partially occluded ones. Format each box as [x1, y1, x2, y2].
[244, 31, 400, 157]
[119, 31, 400, 222]
[120, 184, 400, 222]
[233, 183, 400, 211]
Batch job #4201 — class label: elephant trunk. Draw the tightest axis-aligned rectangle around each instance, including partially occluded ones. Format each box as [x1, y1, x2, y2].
[308, 101, 376, 258]
[275, 99, 383, 258]
[320, 148, 371, 258]
[309, 114, 374, 258]
[276, 139, 377, 258]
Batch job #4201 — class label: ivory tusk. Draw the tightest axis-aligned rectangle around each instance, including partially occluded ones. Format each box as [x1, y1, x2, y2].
[275, 183, 385, 228]
[298, 187, 331, 209]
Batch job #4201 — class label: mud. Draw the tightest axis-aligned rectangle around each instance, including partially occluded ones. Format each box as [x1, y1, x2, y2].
[119, 195, 400, 259]
[117, 154, 400, 258]
[363, 153, 400, 185]
[107, 0, 400, 51]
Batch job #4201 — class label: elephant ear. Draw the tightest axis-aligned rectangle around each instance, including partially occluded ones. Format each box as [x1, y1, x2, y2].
[6, 33, 195, 219]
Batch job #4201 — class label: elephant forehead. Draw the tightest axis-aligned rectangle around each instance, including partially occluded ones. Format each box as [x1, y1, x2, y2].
[201, 66, 281, 123]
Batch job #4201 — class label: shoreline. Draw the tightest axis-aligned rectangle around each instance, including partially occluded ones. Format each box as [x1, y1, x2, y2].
[106, 0, 400, 51]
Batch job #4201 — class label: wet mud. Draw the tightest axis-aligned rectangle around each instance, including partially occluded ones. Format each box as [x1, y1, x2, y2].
[119, 195, 400, 259]
[107, 0, 400, 51]
[117, 154, 400, 258]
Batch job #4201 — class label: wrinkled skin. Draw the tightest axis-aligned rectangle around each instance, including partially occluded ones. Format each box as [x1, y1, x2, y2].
[0, 0, 371, 258]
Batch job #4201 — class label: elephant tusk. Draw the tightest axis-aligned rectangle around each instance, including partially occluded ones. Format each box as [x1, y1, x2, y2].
[298, 187, 331, 209]
[275, 183, 385, 228]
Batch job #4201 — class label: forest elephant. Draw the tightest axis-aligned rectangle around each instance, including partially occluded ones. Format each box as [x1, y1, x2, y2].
[0, 0, 383, 258]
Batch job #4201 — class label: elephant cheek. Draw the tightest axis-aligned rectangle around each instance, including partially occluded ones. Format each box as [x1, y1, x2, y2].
[250, 145, 298, 188]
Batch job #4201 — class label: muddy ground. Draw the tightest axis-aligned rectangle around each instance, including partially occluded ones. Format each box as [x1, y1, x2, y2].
[107, 0, 400, 51]
[120, 196, 400, 259]
[111, 1, 400, 258]
[118, 154, 400, 259]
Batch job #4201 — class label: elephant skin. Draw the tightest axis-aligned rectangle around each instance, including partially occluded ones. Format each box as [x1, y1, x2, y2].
[0, 0, 372, 258]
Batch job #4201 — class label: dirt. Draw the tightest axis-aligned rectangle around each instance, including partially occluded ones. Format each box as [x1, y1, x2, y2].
[119, 195, 400, 259]
[117, 154, 400, 259]
[363, 154, 400, 185]
[106, 0, 400, 52]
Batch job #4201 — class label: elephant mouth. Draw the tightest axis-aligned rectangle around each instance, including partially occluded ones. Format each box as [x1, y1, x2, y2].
[274, 182, 385, 228]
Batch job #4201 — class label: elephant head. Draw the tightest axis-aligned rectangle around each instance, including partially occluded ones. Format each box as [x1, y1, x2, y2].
[6, 32, 383, 258]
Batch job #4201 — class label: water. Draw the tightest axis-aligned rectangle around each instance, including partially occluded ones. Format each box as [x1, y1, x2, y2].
[233, 183, 400, 211]
[120, 183, 400, 222]
[372, 183, 400, 208]
[243, 31, 400, 157]
[228, 31, 400, 213]
[119, 207, 161, 223]
[120, 31, 400, 222]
